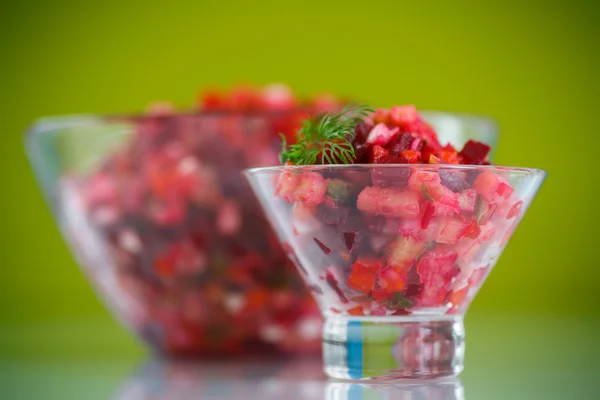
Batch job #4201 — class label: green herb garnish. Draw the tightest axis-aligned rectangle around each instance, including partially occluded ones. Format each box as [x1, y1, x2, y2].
[383, 292, 413, 309]
[421, 183, 435, 202]
[280, 105, 373, 165]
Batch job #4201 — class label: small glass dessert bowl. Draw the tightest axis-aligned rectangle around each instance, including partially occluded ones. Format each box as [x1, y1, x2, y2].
[245, 164, 545, 380]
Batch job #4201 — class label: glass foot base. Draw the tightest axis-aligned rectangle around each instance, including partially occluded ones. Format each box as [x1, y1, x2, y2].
[323, 316, 465, 381]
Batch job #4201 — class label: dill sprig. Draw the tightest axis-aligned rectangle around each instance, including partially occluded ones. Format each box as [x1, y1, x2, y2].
[280, 105, 373, 165]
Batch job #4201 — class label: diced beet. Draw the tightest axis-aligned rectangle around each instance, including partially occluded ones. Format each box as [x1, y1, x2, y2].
[366, 123, 400, 146]
[421, 203, 436, 229]
[439, 170, 470, 193]
[459, 140, 491, 164]
[388, 132, 415, 154]
[420, 143, 436, 164]
[326, 269, 349, 303]
[313, 238, 332, 255]
[370, 145, 390, 164]
[353, 143, 371, 164]
[343, 232, 356, 251]
[416, 248, 460, 307]
[403, 267, 424, 299]
[354, 122, 373, 143]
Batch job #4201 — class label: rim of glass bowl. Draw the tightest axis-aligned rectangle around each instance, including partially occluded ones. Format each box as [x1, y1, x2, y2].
[24, 108, 317, 133]
[244, 164, 547, 177]
[24, 108, 499, 133]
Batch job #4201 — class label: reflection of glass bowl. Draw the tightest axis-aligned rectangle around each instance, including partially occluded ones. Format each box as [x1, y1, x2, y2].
[327, 378, 464, 400]
[25, 110, 323, 357]
[113, 359, 463, 400]
[246, 164, 545, 379]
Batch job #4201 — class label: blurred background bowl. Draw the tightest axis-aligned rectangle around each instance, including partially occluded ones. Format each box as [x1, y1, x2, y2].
[27, 109, 325, 356]
[25, 104, 497, 357]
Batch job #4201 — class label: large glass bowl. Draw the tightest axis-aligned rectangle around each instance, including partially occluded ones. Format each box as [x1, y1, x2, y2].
[25, 110, 499, 358]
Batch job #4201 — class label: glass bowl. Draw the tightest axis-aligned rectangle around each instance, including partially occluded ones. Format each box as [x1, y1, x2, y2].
[245, 164, 545, 379]
[25, 109, 499, 358]
[26, 110, 324, 357]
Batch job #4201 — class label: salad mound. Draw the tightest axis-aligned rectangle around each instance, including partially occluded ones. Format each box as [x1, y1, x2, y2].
[282, 105, 492, 166]
[274, 106, 522, 317]
[65, 84, 343, 356]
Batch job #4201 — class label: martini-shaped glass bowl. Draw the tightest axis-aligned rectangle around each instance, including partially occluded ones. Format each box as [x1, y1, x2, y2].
[245, 164, 545, 380]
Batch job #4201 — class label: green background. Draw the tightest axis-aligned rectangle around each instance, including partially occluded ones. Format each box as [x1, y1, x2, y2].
[0, 0, 598, 398]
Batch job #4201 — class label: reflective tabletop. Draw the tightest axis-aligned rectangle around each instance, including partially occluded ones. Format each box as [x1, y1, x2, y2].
[0, 313, 598, 399]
